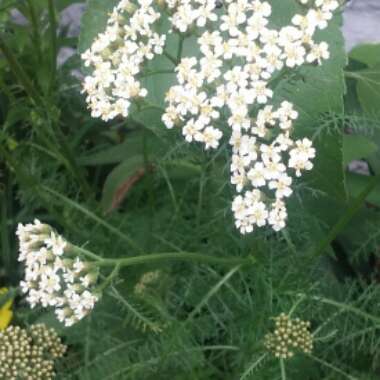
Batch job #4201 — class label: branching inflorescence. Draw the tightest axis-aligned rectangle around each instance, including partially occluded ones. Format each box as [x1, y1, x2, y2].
[17, 220, 253, 326]
[17, 220, 99, 327]
[82, 0, 166, 120]
[81, 0, 339, 233]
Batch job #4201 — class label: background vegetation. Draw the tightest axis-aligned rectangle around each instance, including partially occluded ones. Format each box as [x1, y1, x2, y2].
[1, 0, 380, 379]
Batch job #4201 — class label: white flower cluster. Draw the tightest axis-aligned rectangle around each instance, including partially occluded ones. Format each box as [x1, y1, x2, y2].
[162, 0, 337, 233]
[82, 0, 339, 234]
[166, 0, 219, 32]
[17, 220, 99, 327]
[230, 104, 316, 233]
[81, 0, 165, 121]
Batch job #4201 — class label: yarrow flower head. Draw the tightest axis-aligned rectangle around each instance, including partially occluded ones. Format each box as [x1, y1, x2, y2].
[264, 313, 313, 359]
[0, 324, 66, 380]
[17, 220, 99, 327]
[81, 0, 165, 121]
[82, 0, 340, 234]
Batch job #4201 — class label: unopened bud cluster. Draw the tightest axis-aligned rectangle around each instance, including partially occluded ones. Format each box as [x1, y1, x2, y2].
[264, 313, 313, 359]
[82, 0, 339, 233]
[0, 324, 66, 380]
[134, 270, 161, 295]
[17, 220, 99, 326]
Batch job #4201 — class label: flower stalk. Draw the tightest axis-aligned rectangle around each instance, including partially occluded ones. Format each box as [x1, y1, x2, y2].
[93, 251, 253, 267]
[17, 220, 254, 327]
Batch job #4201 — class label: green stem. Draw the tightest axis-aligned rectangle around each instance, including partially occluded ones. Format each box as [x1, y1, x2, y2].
[70, 245, 104, 261]
[43, 186, 143, 254]
[309, 295, 380, 325]
[76, 250, 254, 268]
[196, 165, 206, 229]
[186, 266, 241, 322]
[281, 230, 297, 255]
[98, 252, 253, 267]
[240, 354, 267, 380]
[288, 294, 306, 317]
[26, 0, 43, 65]
[0, 35, 44, 107]
[142, 127, 154, 250]
[0, 144, 70, 229]
[280, 359, 287, 380]
[52, 123, 93, 198]
[0, 77, 16, 104]
[311, 175, 380, 257]
[96, 264, 120, 293]
[47, 0, 58, 92]
[306, 354, 357, 380]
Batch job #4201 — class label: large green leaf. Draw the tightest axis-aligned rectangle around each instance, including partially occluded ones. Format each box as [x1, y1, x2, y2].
[79, 0, 347, 213]
[142, 14, 178, 107]
[78, 0, 119, 56]
[346, 172, 380, 208]
[349, 43, 380, 68]
[275, 13, 347, 203]
[78, 129, 164, 166]
[269, 1, 348, 242]
[343, 134, 378, 166]
[356, 64, 380, 115]
[101, 155, 145, 213]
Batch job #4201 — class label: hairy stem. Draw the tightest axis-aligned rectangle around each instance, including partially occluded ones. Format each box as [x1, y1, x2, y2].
[47, 0, 58, 92]
[95, 252, 253, 268]
[280, 359, 287, 380]
[0, 35, 44, 107]
[26, 0, 43, 65]
[72, 245, 254, 268]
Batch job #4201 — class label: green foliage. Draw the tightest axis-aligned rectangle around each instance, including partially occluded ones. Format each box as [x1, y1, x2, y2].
[349, 43, 380, 67]
[78, 0, 119, 58]
[343, 135, 378, 166]
[1, 1, 380, 380]
[273, 4, 347, 202]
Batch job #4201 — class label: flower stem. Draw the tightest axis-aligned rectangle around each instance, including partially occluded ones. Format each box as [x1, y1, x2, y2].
[26, 0, 43, 65]
[0, 35, 44, 107]
[70, 245, 104, 261]
[47, 0, 58, 92]
[97, 252, 254, 267]
[96, 264, 121, 293]
[72, 246, 254, 269]
[280, 359, 287, 380]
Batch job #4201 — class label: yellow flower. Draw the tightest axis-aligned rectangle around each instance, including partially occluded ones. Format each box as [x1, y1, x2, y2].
[0, 288, 13, 331]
